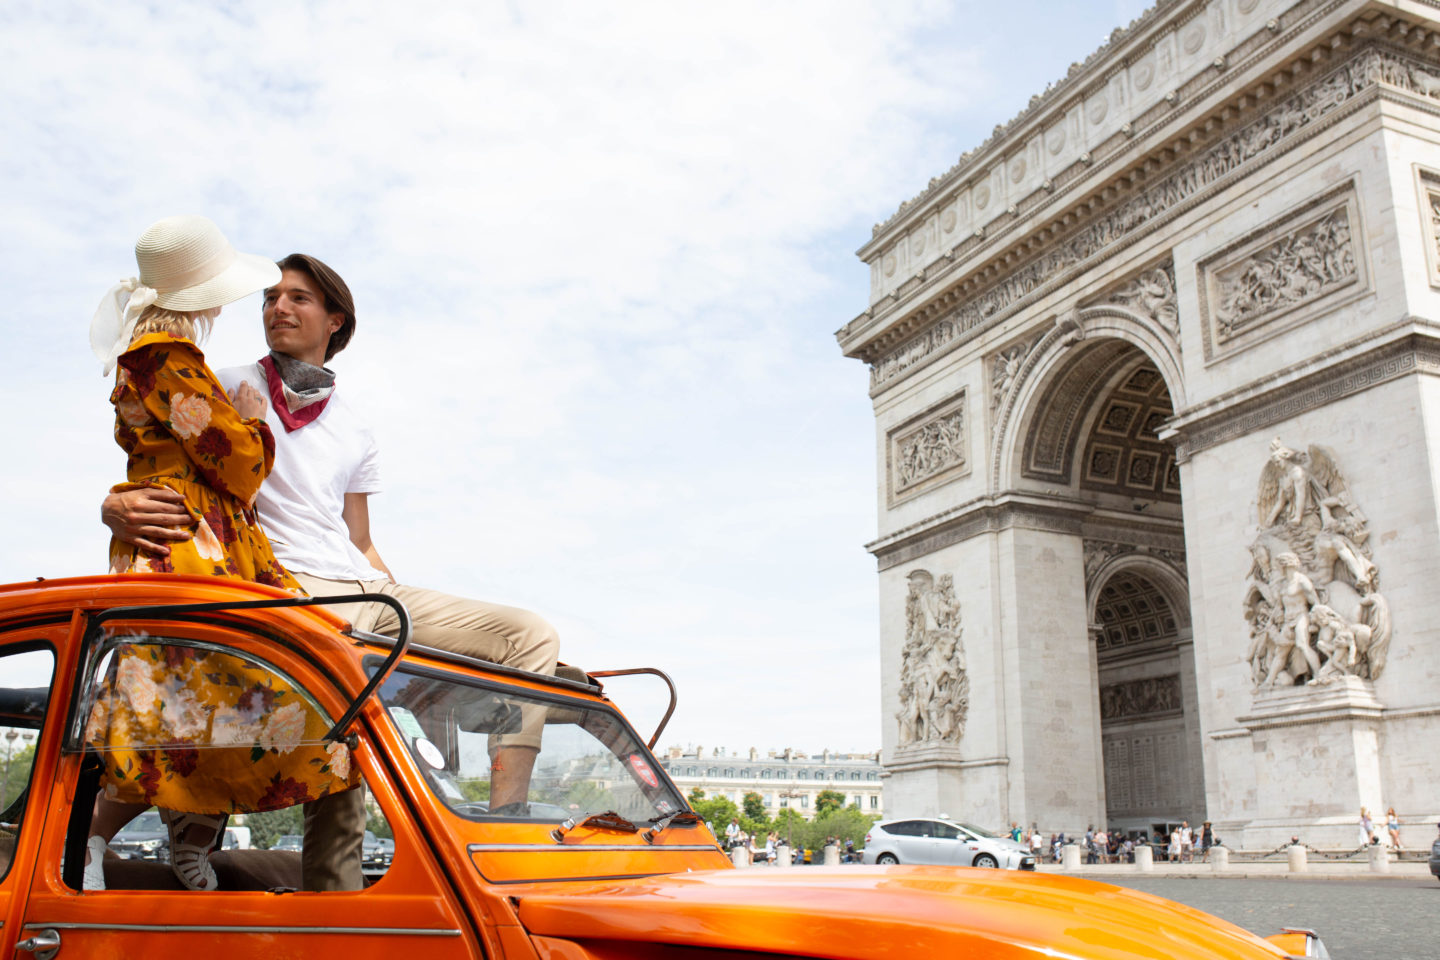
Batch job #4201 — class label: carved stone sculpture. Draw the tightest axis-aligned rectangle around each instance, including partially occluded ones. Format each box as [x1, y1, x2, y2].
[990, 341, 1033, 418]
[1107, 261, 1180, 338]
[895, 570, 969, 746]
[1243, 439, 1392, 688]
[894, 407, 966, 493]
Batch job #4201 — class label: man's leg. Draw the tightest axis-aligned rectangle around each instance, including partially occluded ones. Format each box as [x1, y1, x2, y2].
[302, 788, 366, 891]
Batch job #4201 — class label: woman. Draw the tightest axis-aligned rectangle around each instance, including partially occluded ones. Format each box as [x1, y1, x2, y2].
[1199, 821, 1214, 862]
[1358, 807, 1375, 847]
[83, 216, 358, 891]
[1386, 808, 1401, 851]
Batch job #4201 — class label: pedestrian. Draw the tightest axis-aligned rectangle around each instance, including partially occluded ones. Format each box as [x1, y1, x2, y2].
[1199, 821, 1214, 862]
[1029, 827, 1042, 859]
[1167, 826, 1181, 862]
[1180, 820, 1193, 862]
[1358, 807, 1375, 846]
[1386, 808, 1401, 851]
[725, 818, 740, 850]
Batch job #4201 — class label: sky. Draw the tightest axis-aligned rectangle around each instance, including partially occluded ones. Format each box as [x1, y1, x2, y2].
[0, 0, 1149, 756]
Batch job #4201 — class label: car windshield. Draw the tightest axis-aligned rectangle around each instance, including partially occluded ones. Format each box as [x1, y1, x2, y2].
[955, 822, 1001, 839]
[377, 664, 685, 825]
[115, 811, 163, 836]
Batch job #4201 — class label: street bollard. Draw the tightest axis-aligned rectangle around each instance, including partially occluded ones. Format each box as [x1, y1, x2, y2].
[776, 844, 792, 869]
[1134, 844, 1153, 872]
[731, 845, 748, 868]
[1210, 846, 1229, 872]
[1061, 843, 1081, 871]
[1367, 843, 1390, 873]
[1287, 844, 1307, 873]
[823, 843, 841, 866]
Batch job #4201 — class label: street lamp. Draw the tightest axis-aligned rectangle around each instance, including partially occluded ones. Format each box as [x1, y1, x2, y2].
[778, 790, 803, 851]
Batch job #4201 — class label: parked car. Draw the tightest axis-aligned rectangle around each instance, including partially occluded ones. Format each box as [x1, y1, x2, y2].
[0, 575, 1329, 958]
[108, 809, 168, 862]
[269, 834, 303, 852]
[861, 817, 1036, 870]
[1429, 825, 1440, 881]
[361, 830, 395, 877]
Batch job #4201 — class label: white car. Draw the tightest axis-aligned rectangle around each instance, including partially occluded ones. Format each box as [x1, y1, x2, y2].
[861, 818, 1036, 870]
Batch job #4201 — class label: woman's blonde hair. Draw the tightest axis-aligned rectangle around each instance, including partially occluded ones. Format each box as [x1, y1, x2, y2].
[131, 305, 220, 344]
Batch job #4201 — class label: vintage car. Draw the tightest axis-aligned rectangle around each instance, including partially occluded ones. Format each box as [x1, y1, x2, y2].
[0, 575, 1330, 959]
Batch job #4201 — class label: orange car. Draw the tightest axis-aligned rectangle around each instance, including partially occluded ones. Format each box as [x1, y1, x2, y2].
[0, 575, 1328, 959]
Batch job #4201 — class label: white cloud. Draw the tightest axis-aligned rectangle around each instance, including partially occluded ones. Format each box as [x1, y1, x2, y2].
[1, 0, 1136, 756]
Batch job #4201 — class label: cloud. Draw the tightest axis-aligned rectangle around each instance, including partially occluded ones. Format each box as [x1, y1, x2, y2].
[0, 0, 1135, 756]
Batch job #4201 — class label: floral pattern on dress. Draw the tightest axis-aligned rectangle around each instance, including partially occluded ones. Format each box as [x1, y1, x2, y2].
[87, 643, 359, 813]
[92, 332, 358, 814]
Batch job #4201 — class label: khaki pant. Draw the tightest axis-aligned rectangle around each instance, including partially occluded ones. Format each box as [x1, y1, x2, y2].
[294, 573, 560, 890]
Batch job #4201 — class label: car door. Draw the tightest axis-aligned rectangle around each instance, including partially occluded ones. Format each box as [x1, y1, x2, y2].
[0, 627, 60, 960]
[16, 614, 484, 960]
[929, 821, 970, 865]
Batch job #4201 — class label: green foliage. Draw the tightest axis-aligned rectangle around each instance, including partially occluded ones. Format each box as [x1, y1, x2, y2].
[243, 803, 304, 849]
[689, 793, 740, 836]
[457, 778, 491, 803]
[742, 791, 768, 824]
[0, 742, 35, 812]
[366, 808, 393, 840]
[687, 787, 706, 804]
[815, 789, 847, 815]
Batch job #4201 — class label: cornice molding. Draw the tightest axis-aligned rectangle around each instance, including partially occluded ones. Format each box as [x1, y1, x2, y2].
[1169, 327, 1440, 460]
[868, 496, 1183, 570]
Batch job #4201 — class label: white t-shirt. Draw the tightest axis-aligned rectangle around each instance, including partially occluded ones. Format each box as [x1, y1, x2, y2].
[217, 363, 385, 581]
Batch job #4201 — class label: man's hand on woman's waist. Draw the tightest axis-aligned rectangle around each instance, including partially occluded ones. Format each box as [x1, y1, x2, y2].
[102, 486, 193, 556]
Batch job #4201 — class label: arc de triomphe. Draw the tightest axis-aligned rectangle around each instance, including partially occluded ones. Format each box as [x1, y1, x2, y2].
[838, 0, 1440, 847]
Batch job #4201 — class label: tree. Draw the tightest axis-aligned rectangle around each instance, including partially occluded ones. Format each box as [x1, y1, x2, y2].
[689, 793, 740, 839]
[815, 789, 847, 815]
[688, 786, 706, 804]
[0, 742, 35, 812]
[742, 791, 768, 824]
[242, 803, 304, 849]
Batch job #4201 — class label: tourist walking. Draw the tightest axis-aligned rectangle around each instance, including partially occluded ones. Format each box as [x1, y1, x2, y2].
[1386, 808, 1401, 850]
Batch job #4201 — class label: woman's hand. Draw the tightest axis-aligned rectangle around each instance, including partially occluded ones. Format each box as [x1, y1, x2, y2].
[102, 487, 193, 555]
[230, 380, 269, 420]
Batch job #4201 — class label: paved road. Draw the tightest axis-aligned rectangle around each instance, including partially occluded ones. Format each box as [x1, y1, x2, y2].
[1100, 876, 1439, 960]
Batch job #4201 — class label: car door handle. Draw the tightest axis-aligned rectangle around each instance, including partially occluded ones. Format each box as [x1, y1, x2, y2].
[16, 928, 61, 959]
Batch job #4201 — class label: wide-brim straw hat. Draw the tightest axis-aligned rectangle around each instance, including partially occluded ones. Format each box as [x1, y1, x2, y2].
[137, 214, 279, 310]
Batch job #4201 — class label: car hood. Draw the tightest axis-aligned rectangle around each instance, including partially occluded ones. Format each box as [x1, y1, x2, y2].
[513, 865, 1287, 959]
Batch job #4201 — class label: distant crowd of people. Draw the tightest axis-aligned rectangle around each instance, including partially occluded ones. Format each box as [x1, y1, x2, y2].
[1005, 820, 1216, 864]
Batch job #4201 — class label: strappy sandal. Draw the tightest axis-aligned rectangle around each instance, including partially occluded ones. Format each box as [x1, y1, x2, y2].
[160, 809, 224, 891]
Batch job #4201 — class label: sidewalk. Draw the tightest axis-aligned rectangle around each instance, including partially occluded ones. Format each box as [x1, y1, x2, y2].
[1035, 857, 1433, 880]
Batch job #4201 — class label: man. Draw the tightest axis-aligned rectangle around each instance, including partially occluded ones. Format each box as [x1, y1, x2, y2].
[103, 253, 560, 890]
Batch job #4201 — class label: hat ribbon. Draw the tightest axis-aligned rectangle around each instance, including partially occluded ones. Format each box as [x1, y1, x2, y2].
[90, 277, 159, 376]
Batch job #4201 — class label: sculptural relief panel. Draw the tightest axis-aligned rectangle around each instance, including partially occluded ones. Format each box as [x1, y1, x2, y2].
[1242, 439, 1392, 691]
[895, 569, 969, 748]
[1197, 185, 1366, 363]
[888, 391, 970, 505]
[1415, 166, 1440, 288]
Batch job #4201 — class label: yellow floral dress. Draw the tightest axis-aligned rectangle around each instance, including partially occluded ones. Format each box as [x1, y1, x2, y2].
[89, 332, 359, 812]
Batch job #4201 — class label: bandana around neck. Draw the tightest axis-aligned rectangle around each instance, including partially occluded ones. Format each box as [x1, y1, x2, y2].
[258, 352, 337, 432]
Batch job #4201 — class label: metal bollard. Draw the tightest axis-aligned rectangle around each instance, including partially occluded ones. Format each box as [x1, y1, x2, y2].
[823, 843, 841, 866]
[775, 844, 792, 869]
[1367, 843, 1390, 873]
[1210, 846, 1229, 872]
[1287, 844, 1307, 873]
[731, 845, 749, 868]
[1061, 843, 1081, 870]
[1134, 844, 1153, 872]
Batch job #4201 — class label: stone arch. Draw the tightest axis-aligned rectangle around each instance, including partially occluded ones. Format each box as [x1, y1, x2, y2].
[989, 305, 1184, 495]
[1085, 552, 1192, 637]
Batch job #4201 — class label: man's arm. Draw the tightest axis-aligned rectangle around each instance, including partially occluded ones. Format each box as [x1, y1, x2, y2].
[342, 491, 395, 582]
[102, 487, 193, 555]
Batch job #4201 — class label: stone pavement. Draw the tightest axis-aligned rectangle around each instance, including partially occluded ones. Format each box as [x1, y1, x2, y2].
[1094, 876, 1439, 960]
[1035, 855, 1434, 881]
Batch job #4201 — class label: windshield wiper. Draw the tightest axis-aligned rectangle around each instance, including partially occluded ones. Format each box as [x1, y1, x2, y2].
[642, 810, 700, 844]
[550, 810, 638, 843]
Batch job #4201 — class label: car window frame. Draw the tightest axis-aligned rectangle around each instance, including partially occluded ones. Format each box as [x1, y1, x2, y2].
[0, 637, 57, 886]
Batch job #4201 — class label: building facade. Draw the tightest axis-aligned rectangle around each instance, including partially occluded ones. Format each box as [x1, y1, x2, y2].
[658, 747, 884, 818]
[838, 0, 1440, 848]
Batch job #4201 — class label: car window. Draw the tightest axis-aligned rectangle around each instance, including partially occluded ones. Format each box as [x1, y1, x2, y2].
[0, 645, 54, 882]
[956, 822, 1001, 839]
[377, 664, 686, 824]
[932, 822, 961, 840]
[884, 820, 919, 837]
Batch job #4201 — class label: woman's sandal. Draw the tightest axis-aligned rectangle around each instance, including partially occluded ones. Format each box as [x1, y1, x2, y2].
[160, 809, 224, 891]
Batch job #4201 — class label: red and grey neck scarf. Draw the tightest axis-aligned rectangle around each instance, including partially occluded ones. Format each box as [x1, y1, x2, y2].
[258, 352, 337, 432]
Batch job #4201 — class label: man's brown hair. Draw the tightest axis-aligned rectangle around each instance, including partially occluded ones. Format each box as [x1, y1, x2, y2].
[275, 253, 356, 361]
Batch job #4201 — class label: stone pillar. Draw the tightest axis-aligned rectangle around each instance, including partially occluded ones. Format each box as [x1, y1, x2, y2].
[1061, 843, 1082, 871]
[1287, 845, 1307, 873]
[1210, 846, 1229, 871]
[731, 846, 748, 868]
[775, 844, 791, 869]
[1367, 843, 1389, 873]
[1174, 635, 1207, 819]
[823, 843, 840, 866]
[1134, 844, 1153, 872]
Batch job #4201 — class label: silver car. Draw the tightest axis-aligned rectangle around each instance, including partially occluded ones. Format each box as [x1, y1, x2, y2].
[861, 818, 1036, 870]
